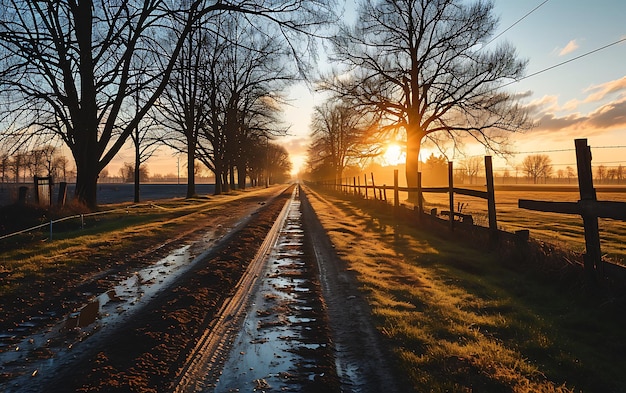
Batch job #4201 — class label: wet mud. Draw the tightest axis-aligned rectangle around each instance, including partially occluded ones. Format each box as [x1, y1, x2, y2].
[210, 187, 339, 392]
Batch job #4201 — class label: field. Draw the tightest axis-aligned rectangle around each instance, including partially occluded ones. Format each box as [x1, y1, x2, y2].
[391, 186, 626, 264]
[0, 183, 217, 207]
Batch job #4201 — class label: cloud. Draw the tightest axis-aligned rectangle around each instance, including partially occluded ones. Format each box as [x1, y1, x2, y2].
[282, 136, 309, 152]
[562, 99, 580, 111]
[535, 112, 586, 131]
[587, 99, 626, 129]
[511, 90, 533, 100]
[583, 75, 626, 102]
[524, 95, 563, 115]
[531, 97, 626, 134]
[558, 39, 580, 56]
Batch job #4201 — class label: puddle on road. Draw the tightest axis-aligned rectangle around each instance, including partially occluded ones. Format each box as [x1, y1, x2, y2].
[0, 230, 223, 389]
[211, 195, 331, 393]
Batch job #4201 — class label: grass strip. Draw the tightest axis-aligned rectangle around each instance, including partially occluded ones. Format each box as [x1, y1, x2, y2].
[304, 185, 626, 393]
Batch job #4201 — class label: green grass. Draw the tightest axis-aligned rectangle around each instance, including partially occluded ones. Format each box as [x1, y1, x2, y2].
[306, 185, 626, 392]
[407, 189, 626, 264]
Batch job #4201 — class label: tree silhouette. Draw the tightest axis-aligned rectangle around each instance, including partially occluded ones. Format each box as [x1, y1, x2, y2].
[522, 154, 553, 184]
[308, 98, 378, 183]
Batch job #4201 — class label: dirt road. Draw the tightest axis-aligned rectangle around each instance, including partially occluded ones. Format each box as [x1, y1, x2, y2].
[0, 185, 407, 392]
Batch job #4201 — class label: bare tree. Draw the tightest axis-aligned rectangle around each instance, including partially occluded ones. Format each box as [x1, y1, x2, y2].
[607, 168, 617, 184]
[192, 13, 294, 194]
[566, 166, 575, 184]
[596, 165, 606, 185]
[9, 151, 27, 183]
[0, 0, 334, 208]
[267, 143, 292, 184]
[322, 0, 530, 195]
[157, 10, 215, 198]
[522, 154, 553, 184]
[120, 162, 149, 183]
[308, 98, 377, 183]
[52, 155, 71, 182]
[459, 156, 483, 185]
[0, 149, 10, 186]
[502, 168, 511, 184]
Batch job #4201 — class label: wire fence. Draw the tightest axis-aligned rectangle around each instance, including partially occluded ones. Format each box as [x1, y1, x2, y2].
[0, 204, 154, 242]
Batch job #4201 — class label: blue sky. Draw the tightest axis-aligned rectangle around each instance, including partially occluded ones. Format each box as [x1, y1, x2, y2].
[280, 0, 626, 175]
[492, 0, 626, 172]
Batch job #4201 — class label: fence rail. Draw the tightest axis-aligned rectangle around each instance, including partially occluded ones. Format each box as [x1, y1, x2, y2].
[519, 138, 626, 280]
[320, 156, 499, 236]
[0, 204, 151, 242]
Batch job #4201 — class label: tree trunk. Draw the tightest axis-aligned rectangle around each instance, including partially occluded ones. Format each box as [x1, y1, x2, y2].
[187, 144, 196, 198]
[237, 161, 247, 190]
[73, 1, 101, 209]
[406, 128, 424, 202]
[74, 157, 99, 209]
[229, 164, 236, 190]
[134, 140, 140, 203]
[222, 170, 230, 193]
[334, 167, 342, 189]
[214, 171, 222, 195]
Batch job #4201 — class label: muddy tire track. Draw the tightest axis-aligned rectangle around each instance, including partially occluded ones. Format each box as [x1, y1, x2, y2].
[300, 184, 411, 393]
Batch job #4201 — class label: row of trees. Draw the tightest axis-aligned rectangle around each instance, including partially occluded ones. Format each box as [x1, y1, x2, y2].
[0, 147, 71, 184]
[0, 1, 331, 207]
[437, 154, 626, 185]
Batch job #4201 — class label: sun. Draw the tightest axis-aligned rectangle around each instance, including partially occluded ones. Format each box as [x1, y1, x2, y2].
[382, 143, 406, 166]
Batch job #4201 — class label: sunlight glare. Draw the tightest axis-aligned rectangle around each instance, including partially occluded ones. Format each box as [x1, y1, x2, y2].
[382, 143, 406, 166]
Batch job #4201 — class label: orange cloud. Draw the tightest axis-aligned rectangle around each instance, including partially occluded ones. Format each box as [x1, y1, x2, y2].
[532, 97, 626, 133]
[558, 39, 579, 56]
[583, 75, 626, 102]
[525, 95, 562, 115]
[587, 99, 626, 129]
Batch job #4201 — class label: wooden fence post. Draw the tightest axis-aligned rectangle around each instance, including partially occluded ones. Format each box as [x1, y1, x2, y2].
[364, 174, 368, 199]
[353, 177, 357, 196]
[518, 138, 626, 280]
[575, 139, 603, 276]
[485, 156, 498, 235]
[357, 176, 361, 197]
[371, 173, 377, 200]
[417, 172, 423, 221]
[448, 161, 454, 231]
[394, 169, 399, 208]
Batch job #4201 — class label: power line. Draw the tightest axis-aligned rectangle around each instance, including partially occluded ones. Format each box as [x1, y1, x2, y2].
[593, 145, 626, 149]
[511, 148, 574, 154]
[504, 36, 626, 88]
[483, 0, 551, 48]
[510, 146, 626, 155]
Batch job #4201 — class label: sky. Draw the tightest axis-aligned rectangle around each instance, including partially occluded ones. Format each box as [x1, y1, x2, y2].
[134, 0, 626, 178]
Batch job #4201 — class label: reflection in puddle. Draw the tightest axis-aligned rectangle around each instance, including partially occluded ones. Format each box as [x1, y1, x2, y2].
[213, 196, 329, 392]
[0, 244, 196, 390]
